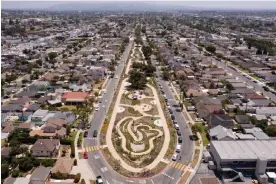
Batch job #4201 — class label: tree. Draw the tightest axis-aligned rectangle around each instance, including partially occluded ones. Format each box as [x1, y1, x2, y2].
[48, 52, 58, 60]
[1, 163, 9, 179]
[36, 59, 42, 66]
[128, 69, 147, 90]
[226, 83, 234, 91]
[266, 126, 276, 137]
[62, 54, 67, 58]
[19, 157, 33, 172]
[191, 124, 202, 134]
[256, 49, 262, 55]
[205, 45, 216, 53]
[209, 82, 216, 89]
[12, 169, 20, 177]
[162, 70, 170, 81]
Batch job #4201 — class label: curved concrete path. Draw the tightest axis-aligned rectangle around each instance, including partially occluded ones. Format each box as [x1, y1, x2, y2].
[116, 116, 163, 156]
[106, 78, 170, 172]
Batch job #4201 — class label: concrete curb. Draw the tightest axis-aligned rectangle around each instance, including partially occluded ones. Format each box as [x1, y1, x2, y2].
[185, 132, 204, 184]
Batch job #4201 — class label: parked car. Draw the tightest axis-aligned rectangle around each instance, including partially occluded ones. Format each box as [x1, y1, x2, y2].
[172, 154, 177, 161]
[177, 130, 181, 136]
[174, 124, 179, 130]
[169, 109, 173, 114]
[95, 106, 100, 111]
[84, 131, 88, 137]
[93, 130, 98, 137]
[263, 86, 270, 91]
[84, 151, 88, 159]
[171, 115, 175, 120]
[195, 118, 203, 122]
[96, 176, 104, 184]
[178, 137, 183, 143]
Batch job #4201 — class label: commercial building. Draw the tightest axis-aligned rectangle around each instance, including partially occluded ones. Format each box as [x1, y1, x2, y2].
[210, 140, 276, 183]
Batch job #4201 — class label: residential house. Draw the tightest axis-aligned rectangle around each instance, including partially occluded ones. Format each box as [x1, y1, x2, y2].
[194, 97, 223, 119]
[18, 111, 33, 121]
[31, 139, 60, 157]
[51, 158, 74, 178]
[30, 166, 51, 184]
[256, 107, 276, 117]
[17, 122, 34, 130]
[61, 92, 89, 105]
[31, 110, 49, 125]
[208, 125, 237, 140]
[207, 114, 235, 129]
[235, 115, 254, 129]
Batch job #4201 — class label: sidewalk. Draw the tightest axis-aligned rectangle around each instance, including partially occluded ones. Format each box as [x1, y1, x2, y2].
[169, 82, 195, 125]
[71, 130, 96, 183]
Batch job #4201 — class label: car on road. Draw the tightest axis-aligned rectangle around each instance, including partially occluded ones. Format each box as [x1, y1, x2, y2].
[171, 114, 175, 120]
[263, 86, 270, 92]
[177, 130, 181, 136]
[172, 154, 177, 161]
[195, 118, 203, 122]
[95, 106, 100, 111]
[84, 151, 88, 159]
[253, 80, 257, 83]
[115, 75, 118, 79]
[169, 109, 173, 114]
[178, 137, 183, 143]
[174, 124, 179, 130]
[84, 131, 88, 137]
[93, 130, 98, 137]
[176, 144, 181, 153]
[96, 176, 104, 184]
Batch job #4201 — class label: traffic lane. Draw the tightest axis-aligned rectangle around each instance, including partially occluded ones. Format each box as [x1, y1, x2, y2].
[151, 167, 182, 184]
[218, 62, 276, 101]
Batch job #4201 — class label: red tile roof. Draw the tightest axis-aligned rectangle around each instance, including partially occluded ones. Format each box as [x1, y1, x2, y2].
[62, 92, 88, 99]
[247, 93, 265, 99]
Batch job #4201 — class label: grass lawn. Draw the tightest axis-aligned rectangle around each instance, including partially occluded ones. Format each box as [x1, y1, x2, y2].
[250, 74, 260, 80]
[69, 130, 77, 142]
[184, 101, 192, 107]
[196, 123, 209, 146]
[72, 120, 80, 128]
[131, 99, 140, 105]
[58, 105, 77, 111]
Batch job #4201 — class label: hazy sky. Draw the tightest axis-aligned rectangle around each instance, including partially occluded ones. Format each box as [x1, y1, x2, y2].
[2, 1, 276, 10]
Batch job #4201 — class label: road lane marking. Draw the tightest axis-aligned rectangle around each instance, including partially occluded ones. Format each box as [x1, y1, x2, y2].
[94, 154, 100, 159]
[126, 180, 134, 183]
[139, 180, 146, 184]
[151, 179, 154, 184]
[162, 173, 174, 180]
[100, 167, 108, 172]
[168, 161, 186, 171]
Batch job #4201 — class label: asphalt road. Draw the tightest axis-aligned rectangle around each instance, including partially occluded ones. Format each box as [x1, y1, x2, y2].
[153, 60, 194, 166]
[83, 38, 193, 184]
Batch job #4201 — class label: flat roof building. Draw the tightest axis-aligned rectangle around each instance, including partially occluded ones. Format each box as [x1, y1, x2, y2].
[210, 140, 276, 184]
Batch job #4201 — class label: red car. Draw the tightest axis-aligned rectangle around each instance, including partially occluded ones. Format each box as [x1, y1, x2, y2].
[84, 151, 88, 159]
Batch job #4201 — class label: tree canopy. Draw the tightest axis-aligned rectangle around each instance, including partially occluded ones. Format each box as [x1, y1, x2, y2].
[128, 69, 147, 90]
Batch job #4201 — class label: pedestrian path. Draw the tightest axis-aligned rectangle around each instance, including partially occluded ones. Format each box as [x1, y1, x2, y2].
[83, 145, 105, 152]
[168, 161, 186, 171]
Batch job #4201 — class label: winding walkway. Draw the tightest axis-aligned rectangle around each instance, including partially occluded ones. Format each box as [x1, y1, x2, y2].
[116, 116, 163, 156]
[106, 78, 170, 172]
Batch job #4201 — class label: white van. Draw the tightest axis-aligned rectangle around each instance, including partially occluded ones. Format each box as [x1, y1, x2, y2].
[176, 144, 181, 153]
[174, 124, 180, 130]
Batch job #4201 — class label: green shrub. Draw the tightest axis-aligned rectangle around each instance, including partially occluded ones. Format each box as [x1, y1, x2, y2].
[11, 170, 20, 177]
[74, 173, 81, 183]
[70, 142, 75, 158]
[41, 159, 54, 167]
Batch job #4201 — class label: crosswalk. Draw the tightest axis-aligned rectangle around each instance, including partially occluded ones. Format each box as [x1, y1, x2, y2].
[168, 161, 186, 171]
[83, 145, 103, 152]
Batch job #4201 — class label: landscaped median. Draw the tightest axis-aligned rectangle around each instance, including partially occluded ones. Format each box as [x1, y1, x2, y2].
[100, 36, 172, 177]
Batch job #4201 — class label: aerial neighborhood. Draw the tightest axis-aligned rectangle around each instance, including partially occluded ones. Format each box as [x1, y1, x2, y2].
[1, 2, 276, 184]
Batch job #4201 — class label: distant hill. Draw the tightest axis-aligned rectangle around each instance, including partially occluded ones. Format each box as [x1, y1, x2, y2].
[47, 2, 193, 12]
